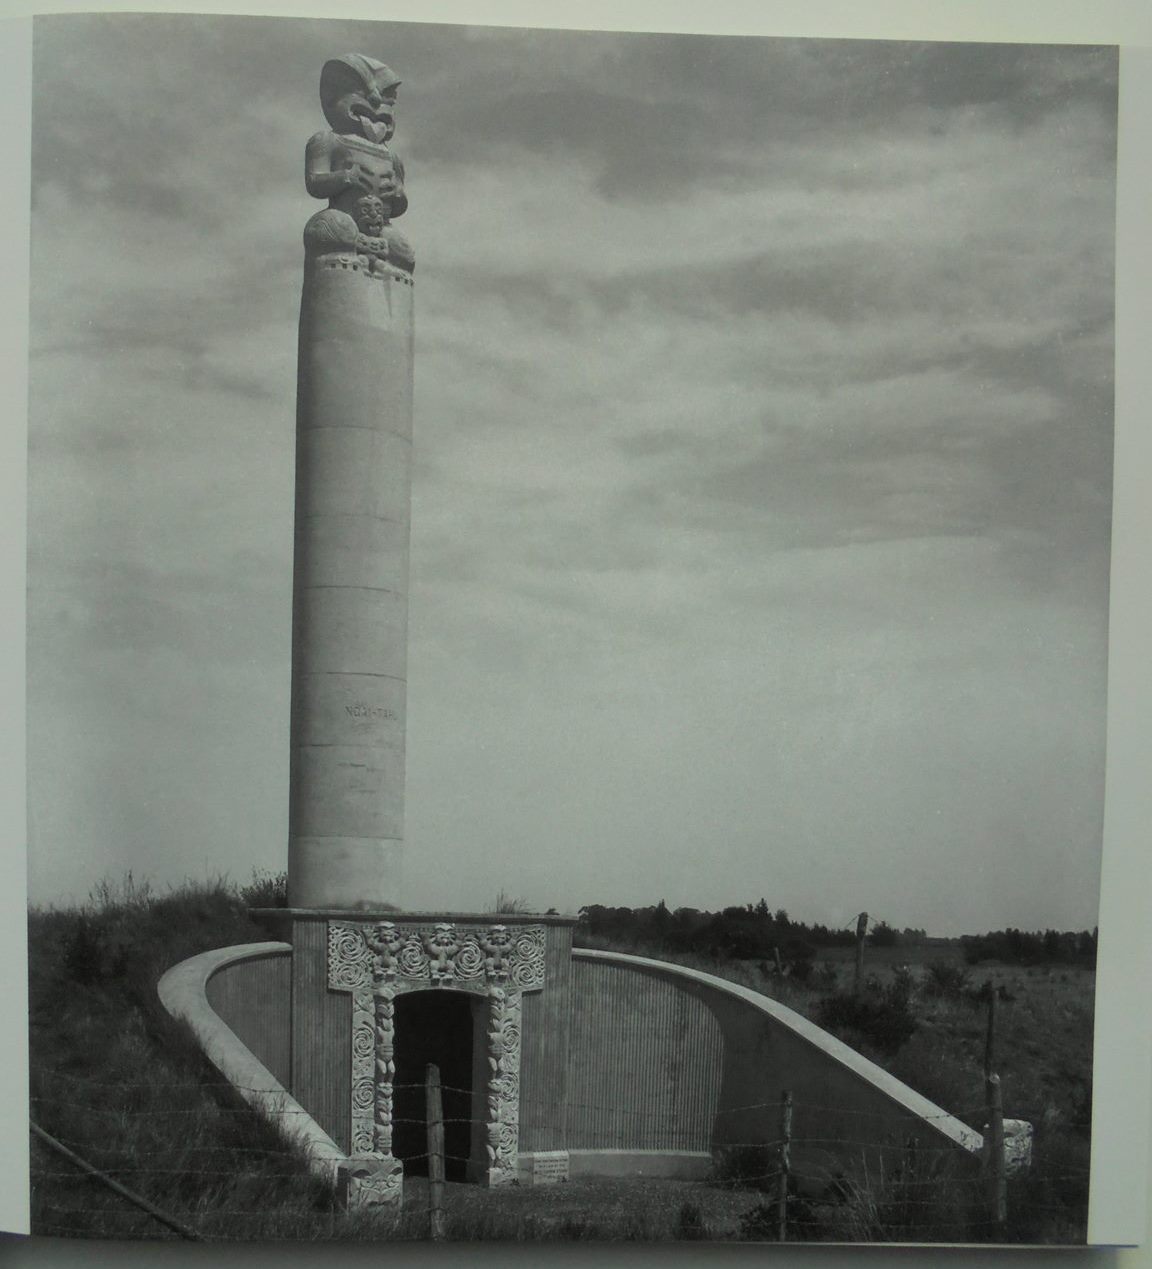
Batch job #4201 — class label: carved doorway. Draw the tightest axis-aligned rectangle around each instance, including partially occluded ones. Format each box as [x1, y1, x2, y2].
[327, 919, 548, 1205]
[392, 990, 476, 1182]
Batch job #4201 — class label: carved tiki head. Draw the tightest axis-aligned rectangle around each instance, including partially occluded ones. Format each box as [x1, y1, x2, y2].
[353, 195, 387, 236]
[320, 54, 401, 145]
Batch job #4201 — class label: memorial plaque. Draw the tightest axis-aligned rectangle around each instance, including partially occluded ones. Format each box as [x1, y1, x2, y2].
[532, 1151, 570, 1185]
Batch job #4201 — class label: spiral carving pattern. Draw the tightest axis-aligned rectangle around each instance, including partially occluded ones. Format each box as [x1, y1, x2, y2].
[396, 936, 428, 977]
[328, 925, 372, 990]
[352, 1023, 374, 1061]
[454, 938, 485, 980]
[351, 1075, 374, 1112]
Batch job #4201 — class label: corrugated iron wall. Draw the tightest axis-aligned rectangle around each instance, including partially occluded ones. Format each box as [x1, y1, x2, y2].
[290, 917, 353, 1151]
[519, 922, 573, 1153]
[204, 948, 292, 1090]
[565, 956, 724, 1152]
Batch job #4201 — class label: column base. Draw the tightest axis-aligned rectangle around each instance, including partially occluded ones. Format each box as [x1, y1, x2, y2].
[288, 836, 403, 910]
[336, 1154, 404, 1208]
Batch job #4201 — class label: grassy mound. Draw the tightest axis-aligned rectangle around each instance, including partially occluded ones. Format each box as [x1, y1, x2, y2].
[29, 874, 375, 1241]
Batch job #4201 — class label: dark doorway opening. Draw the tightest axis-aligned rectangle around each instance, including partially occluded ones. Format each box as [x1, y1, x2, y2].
[391, 991, 475, 1182]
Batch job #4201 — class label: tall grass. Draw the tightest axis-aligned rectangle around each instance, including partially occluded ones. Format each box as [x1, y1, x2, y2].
[29, 875, 380, 1240]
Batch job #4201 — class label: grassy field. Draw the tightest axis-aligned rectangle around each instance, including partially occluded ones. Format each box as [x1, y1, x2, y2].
[28, 879, 1093, 1244]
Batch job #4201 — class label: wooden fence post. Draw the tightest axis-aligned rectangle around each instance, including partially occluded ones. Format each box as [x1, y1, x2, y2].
[984, 982, 998, 1078]
[985, 1072, 1007, 1233]
[854, 913, 869, 996]
[777, 1090, 793, 1242]
[426, 1063, 447, 1242]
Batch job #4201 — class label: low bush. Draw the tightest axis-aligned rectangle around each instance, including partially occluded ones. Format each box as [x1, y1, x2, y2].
[713, 1144, 777, 1192]
[239, 868, 288, 908]
[925, 961, 971, 999]
[738, 1200, 777, 1240]
[809, 1157, 975, 1243]
[812, 962, 840, 992]
[677, 1200, 707, 1240]
[815, 989, 917, 1056]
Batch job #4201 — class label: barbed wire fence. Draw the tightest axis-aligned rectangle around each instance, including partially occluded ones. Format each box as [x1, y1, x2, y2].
[29, 1063, 1092, 1244]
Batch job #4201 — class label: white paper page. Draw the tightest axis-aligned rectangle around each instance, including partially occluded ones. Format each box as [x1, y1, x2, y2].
[3, 0, 1150, 1255]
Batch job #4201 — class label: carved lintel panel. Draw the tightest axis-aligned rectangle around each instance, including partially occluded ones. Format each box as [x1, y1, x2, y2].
[327, 920, 546, 1203]
[327, 920, 546, 994]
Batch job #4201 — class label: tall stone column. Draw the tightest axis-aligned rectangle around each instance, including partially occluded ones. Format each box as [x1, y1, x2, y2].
[288, 55, 415, 910]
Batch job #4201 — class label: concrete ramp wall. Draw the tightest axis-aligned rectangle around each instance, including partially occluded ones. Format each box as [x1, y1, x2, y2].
[157, 942, 342, 1181]
[203, 943, 293, 1088]
[568, 949, 981, 1186]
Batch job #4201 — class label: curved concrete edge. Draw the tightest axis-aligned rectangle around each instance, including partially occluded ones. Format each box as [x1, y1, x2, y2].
[573, 948, 983, 1156]
[157, 942, 345, 1182]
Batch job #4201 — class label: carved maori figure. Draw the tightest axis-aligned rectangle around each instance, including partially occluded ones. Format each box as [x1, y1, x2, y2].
[485, 985, 522, 1186]
[364, 921, 403, 984]
[423, 922, 460, 984]
[481, 925, 513, 982]
[373, 990, 396, 1154]
[303, 54, 414, 273]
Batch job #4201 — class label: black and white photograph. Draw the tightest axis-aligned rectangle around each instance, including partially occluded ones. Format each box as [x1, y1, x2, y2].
[24, 11, 1121, 1245]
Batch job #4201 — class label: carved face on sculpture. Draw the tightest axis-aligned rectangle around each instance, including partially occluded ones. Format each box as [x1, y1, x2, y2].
[428, 923, 458, 952]
[484, 925, 512, 955]
[370, 921, 403, 953]
[353, 195, 387, 236]
[320, 54, 401, 145]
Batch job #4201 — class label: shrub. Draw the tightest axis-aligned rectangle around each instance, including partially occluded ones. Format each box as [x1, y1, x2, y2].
[239, 869, 288, 908]
[812, 1157, 973, 1243]
[61, 913, 112, 986]
[738, 1191, 822, 1242]
[714, 1144, 777, 1192]
[816, 989, 918, 1056]
[738, 1201, 777, 1240]
[813, 961, 840, 992]
[924, 961, 970, 999]
[888, 965, 916, 1006]
[491, 890, 531, 914]
[677, 1201, 707, 1240]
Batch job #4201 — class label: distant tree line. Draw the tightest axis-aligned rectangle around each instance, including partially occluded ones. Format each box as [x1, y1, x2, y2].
[577, 901, 929, 978]
[960, 927, 1098, 967]
[577, 902, 1098, 971]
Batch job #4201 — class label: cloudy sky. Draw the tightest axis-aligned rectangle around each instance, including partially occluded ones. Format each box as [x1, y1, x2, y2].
[26, 15, 1117, 934]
